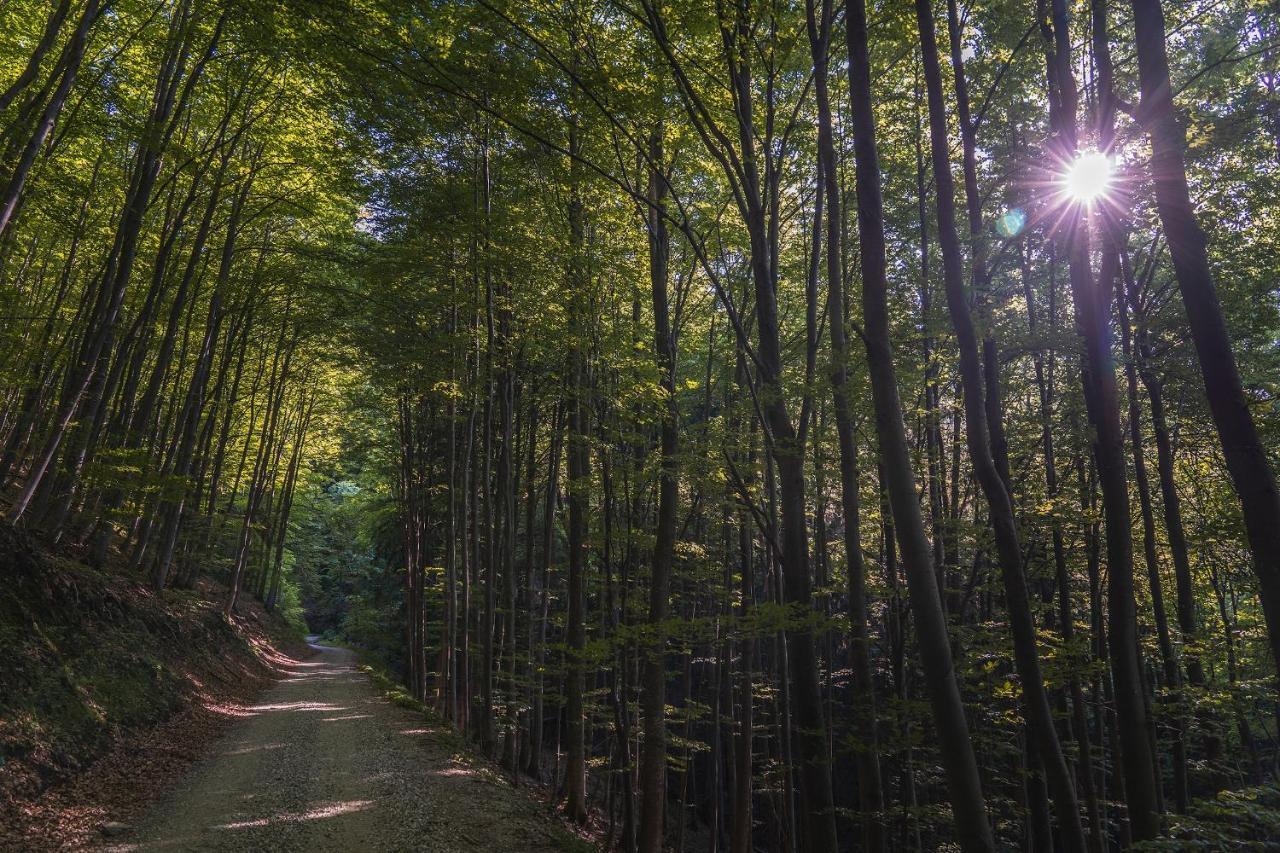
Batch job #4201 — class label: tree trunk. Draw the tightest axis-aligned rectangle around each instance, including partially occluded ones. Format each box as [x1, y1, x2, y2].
[1128, 0, 1280, 683]
[638, 126, 677, 853]
[0, 0, 101, 238]
[1047, 0, 1161, 837]
[916, 2, 1086, 846]
[806, 4, 883, 847]
[563, 116, 589, 825]
[846, 1, 993, 848]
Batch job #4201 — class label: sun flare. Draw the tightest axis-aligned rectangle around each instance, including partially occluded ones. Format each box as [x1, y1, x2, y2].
[1062, 150, 1113, 203]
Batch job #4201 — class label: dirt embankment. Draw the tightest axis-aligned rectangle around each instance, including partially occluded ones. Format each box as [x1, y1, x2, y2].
[0, 524, 309, 849]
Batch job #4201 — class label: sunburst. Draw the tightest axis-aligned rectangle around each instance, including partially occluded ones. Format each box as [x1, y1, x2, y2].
[1061, 150, 1114, 205]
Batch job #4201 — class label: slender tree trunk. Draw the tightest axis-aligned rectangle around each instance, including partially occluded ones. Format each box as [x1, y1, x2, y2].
[1046, 0, 1161, 837]
[563, 116, 589, 825]
[1023, 239, 1106, 853]
[1117, 263, 1189, 811]
[0, 0, 73, 117]
[226, 325, 294, 615]
[915, 2, 1085, 846]
[805, 5, 883, 847]
[0, 0, 101, 238]
[718, 7, 836, 845]
[1128, 0, 1280, 683]
[846, 2, 993, 848]
[728, 356, 754, 853]
[265, 396, 310, 612]
[638, 126, 677, 853]
[528, 402, 563, 778]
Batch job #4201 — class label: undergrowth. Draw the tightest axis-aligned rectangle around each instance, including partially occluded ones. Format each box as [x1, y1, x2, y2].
[0, 523, 300, 804]
[356, 662, 598, 853]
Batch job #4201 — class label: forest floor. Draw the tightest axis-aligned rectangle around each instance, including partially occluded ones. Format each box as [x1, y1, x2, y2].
[0, 524, 314, 850]
[96, 640, 594, 852]
[1, 524, 599, 851]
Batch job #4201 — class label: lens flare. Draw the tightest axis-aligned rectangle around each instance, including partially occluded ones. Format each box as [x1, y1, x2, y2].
[996, 208, 1026, 238]
[1062, 150, 1113, 203]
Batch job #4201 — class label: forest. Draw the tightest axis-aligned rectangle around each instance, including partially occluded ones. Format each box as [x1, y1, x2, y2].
[1, 0, 1279, 850]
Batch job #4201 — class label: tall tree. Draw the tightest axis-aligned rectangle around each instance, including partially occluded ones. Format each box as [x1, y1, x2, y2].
[1128, 0, 1280, 682]
[914, 1, 1085, 846]
[1046, 0, 1161, 838]
[847, 0, 993, 848]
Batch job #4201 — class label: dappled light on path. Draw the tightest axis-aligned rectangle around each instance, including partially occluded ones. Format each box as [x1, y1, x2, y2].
[247, 701, 348, 712]
[214, 799, 373, 830]
[103, 642, 585, 851]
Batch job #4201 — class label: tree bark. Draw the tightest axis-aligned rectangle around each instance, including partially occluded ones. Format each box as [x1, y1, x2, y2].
[847, 1, 993, 848]
[563, 116, 589, 825]
[916, 2, 1086, 846]
[1128, 0, 1280, 683]
[806, 4, 883, 847]
[1047, 0, 1161, 838]
[0, 0, 101, 238]
[638, 126, 677, 853]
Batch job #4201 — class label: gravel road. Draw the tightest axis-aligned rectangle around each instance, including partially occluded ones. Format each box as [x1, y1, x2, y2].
[103, 641, 583, 852]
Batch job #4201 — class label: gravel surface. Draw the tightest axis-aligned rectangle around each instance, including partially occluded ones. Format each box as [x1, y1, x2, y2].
[102, 642, 585, 852]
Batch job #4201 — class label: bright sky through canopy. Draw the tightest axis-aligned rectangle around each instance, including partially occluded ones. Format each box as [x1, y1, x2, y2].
[1062, 150, 1113, 203]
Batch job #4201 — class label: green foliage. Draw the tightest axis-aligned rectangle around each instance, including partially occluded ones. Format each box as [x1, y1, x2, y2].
[5, 0, 1280, 847]
[1134, 785, 1280, 851]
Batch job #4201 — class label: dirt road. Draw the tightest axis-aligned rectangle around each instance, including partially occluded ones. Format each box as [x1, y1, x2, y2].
[104, 641, 584, 852]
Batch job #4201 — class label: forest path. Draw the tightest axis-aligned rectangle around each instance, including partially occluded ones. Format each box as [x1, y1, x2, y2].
[103, 641, 580, 852]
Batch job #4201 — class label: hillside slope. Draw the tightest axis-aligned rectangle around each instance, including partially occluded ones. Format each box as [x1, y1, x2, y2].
[0, 524, 308, 848]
